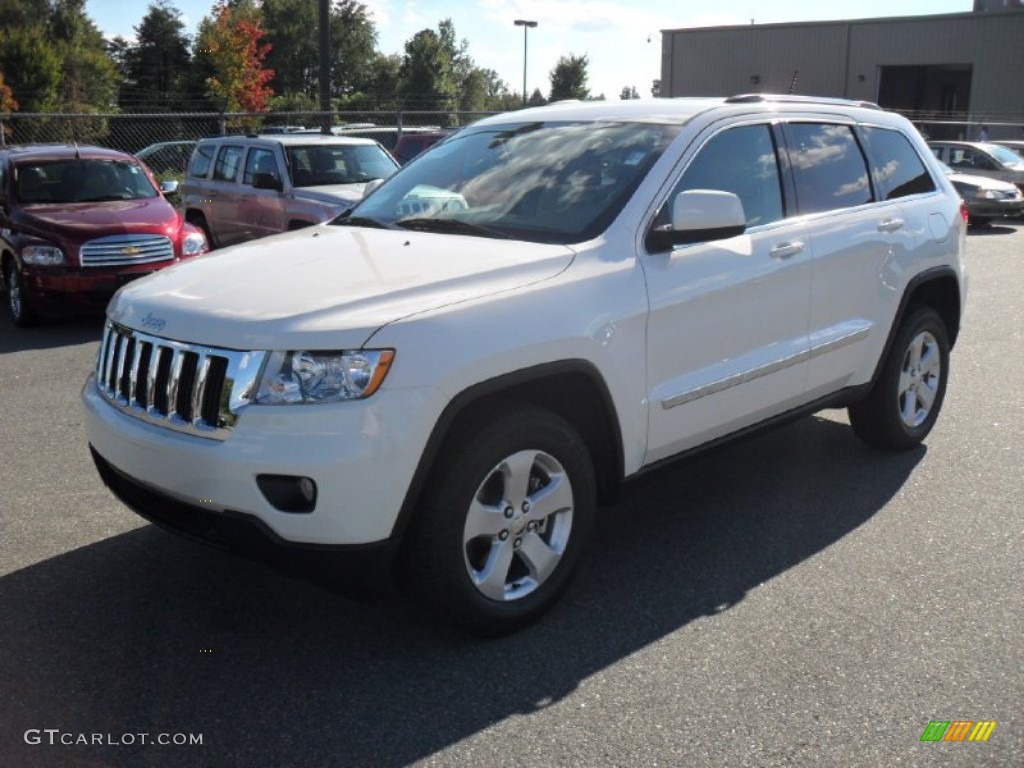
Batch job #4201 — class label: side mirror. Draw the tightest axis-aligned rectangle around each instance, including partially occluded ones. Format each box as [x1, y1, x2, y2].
[647, 190, 746, 251]
[159, 180, 179, 194]
[363, 178, 385, 197]
[253, 172, 283, 191]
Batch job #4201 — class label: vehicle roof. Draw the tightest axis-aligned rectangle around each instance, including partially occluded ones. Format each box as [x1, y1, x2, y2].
[928, 140, 997, 148]
[471, 94, 896, 129]
[1, 144, 139, 162]
[197, 133, 380, 148]
[137, 140, 196, 150]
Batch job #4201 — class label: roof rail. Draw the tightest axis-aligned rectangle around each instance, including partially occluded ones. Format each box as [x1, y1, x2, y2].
[725, 93, 882, 110]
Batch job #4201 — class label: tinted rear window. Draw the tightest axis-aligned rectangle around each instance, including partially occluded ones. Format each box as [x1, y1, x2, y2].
[859, 127, 936, 200]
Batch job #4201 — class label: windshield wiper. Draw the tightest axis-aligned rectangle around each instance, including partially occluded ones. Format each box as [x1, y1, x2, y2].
[77, 195, 129, 203]
[396, 217, 511, 239]
[331, 215, 396, 229]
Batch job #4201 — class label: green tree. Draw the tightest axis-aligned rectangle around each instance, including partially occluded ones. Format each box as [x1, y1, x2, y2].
[398, 28, 457, 112]
[344, 52, 401, 110]
[123, 0, 192, 111]
[49, 0, 119, 111]
[0, 24, 62, 112]
[260, 0, 318, 95]
[549, 53, 590, 101]
[619, 86, 640, 100]
[526, 88, 547, 107]
[0, 0, 49, 27]
[329, 0, 378, 98]
[261, 0, 377, 105]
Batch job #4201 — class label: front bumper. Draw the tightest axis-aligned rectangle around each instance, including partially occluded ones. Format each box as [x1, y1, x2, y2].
[21, 262, 177, 313]
[82, 373, 443, 546]
[90, 447, 397, 593]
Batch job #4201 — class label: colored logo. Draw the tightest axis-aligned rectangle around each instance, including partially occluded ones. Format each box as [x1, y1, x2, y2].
[121, 246, 141, 255]
[920, 720, 997, 742]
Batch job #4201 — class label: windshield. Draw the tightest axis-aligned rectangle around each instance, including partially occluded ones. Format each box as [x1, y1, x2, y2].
[340, 120, 681, 244]
[983, 143, 1024, 167]
[286, 144, 398, 187]
[15, 159, 158, 204]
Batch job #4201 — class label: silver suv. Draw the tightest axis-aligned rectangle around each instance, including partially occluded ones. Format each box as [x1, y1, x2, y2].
[182, 133, 399, 248]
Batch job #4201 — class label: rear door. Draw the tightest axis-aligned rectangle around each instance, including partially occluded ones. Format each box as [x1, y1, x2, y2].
[207, 144, 246, 245]
[781, 121, 921, 395]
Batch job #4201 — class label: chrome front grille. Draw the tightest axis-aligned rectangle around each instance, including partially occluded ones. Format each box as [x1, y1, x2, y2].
[95, 321, 266, 440]
[80, 234, 174, 267]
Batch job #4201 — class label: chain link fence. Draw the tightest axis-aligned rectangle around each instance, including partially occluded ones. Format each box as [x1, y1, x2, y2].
[0, 110, 499, 156]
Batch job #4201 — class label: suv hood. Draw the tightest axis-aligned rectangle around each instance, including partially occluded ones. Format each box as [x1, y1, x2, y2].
[293, 185, 366, 207]
[946, 170, 1019, 192]
[20, 198, 179, 238]
[108, 225, 574, 350]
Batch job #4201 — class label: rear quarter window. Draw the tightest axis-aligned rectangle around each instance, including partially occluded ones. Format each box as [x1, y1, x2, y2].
[859, 126, 936, 200]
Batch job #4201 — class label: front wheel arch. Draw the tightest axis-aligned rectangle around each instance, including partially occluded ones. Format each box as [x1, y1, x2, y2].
[391, 361, 624, 546]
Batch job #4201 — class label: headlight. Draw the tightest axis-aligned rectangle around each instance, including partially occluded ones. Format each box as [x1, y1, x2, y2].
[255, 349, 395, 404]
[22, 244, 66, 265]
[182, 230, 207, 255]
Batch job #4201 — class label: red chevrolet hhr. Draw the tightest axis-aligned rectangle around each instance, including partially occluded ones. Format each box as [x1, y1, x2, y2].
[0, 144, 208, 327]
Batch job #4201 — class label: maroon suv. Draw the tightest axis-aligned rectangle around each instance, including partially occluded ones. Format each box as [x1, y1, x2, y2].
[0, 144, 208, 327]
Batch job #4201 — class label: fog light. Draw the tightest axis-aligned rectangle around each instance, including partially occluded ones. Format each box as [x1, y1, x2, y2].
[256, 474, 318, 513]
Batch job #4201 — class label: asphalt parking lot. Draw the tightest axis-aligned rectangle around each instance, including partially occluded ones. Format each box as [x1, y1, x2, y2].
[0, 221, 1021, 767]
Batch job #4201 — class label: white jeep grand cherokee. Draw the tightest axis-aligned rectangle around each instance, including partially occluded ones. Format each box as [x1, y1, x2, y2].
[83, 95, 967, 636]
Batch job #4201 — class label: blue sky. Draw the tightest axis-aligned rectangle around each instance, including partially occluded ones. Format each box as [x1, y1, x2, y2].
[86, 0, 972, 99]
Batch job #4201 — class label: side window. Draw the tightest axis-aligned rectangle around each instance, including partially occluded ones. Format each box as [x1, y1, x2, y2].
[656, 124, 784, 230]
[859, 126, 936, 200]
[187, 143, 214, 178]
[784, 123, 872, 214]
[212, 145, 244, 182]
[965, 149, 997, 171]
[243, 148, 280, 185]
[947, 148, 982, 170]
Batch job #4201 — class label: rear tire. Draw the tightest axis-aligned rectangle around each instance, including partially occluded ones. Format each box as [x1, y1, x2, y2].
[401, 405, 596, 637]
[849, 307, 950, 450]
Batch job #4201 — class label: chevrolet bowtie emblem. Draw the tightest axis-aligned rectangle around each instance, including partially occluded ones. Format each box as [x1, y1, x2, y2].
[121, 246, 141, 255]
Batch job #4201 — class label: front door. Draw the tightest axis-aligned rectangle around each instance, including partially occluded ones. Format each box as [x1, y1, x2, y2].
[642, 122, 813, 463]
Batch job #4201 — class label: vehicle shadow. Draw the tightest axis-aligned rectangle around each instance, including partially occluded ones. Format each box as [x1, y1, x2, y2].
[967, 221, 1021, 236]
[0, 415, 922, 768]
[0, 312, 105, 354]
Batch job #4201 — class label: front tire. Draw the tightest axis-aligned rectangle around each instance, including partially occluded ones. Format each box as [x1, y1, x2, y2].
[402, 405, 596, 637]
[5, 262, 39, 327]
[849, 307, 950, 450]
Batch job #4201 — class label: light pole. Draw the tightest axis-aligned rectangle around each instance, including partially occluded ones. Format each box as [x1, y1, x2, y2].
[514, 19, 538, 108]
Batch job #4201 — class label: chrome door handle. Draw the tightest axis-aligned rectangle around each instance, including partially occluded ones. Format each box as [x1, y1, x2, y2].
[770, 241, 805, 259]
[878, 218, 905, 232]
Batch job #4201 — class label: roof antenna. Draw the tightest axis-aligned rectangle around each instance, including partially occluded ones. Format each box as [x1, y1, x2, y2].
[788, 70, 799, 95]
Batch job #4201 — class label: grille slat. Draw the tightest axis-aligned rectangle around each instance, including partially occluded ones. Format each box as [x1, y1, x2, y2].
[80, 235, 174, 268]
[94, 321, 265, 441]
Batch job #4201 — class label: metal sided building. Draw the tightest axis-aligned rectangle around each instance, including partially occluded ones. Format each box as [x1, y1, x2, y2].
[659, 6, 1024, 139]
